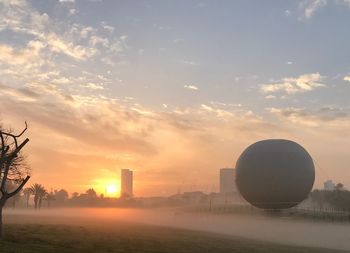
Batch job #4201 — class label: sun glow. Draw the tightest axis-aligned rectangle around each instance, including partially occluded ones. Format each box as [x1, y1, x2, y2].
[106, 184, 118, 196]
[93, 178, 120, 197]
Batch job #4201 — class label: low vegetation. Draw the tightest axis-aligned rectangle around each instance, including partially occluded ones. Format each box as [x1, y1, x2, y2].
[0, 222, 348, 253]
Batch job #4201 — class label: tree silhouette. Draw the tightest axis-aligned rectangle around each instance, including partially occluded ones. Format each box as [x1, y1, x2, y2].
[30, 184, 47, 209]
[335, 183, 344, 191]
[23, 187, 31, 208]
[0, 122, 30, 238]
[54, 189, 68, 204]
[44, 191, 55, 208]
[86, 188, 97, 198]
[8, 183, 22, 209]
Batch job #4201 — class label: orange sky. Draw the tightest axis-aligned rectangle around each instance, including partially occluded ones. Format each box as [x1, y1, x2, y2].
[1, 0, 350, 197]
[2, 100, 350, 197]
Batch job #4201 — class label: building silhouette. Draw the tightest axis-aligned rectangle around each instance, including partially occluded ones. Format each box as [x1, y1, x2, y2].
[220, 168, 236, 194]
[121, 169, 133, 198]
[324, 180, 335, 191]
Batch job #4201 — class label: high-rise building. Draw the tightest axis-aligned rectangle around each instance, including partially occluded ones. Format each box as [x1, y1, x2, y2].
[121, 169, 133, 197]
[220, 168, 236, 194]
[324, 180, 335, 191]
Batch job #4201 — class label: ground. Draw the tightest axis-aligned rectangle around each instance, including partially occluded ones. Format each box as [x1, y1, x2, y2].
[0, 221, 348, 253]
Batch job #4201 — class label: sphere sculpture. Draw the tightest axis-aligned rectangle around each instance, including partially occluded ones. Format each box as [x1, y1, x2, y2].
[235, 139, 315, 209]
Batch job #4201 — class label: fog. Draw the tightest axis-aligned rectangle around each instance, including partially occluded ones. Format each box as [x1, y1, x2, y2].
[4, 208, 350, 251]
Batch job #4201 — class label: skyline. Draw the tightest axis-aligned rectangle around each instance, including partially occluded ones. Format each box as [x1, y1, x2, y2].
[1, 0, 350, 196]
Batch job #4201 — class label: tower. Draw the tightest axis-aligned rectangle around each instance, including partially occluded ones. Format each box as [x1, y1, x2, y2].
[121, 169, 133, 198]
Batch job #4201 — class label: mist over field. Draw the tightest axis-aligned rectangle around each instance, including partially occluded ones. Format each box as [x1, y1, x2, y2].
[2, 0, 350, 252]
[4, 208, 350, 251]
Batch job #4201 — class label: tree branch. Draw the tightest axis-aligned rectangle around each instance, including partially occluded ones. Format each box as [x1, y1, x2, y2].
[8, 176, 30, 198]
[0, 163, 10, 192]
[0, 121, 28, 149]
[6, 138, 29, 161]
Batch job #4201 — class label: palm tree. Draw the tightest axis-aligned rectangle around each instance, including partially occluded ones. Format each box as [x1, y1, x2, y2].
[23, 188, 31, 208]
[29, 184, 47, 209]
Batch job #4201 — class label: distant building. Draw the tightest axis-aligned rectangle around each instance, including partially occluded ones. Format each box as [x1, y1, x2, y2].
[121, 169, 133, 197]
[324, 180, 335, 191]
[220, 168, 237, 194]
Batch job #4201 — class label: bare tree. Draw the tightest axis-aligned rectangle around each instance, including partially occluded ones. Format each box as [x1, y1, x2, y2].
[0, 122, 30, 238]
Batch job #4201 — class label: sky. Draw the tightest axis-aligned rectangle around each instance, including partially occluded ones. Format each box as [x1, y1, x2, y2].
[1, 0, 350, 196]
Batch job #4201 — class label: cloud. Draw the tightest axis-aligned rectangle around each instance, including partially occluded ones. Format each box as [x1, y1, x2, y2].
[180, 60, 199, 66]
[110, 41, 124, 54]
[102, 24, 114, 33]
[265, 95, 276, 99]
[2, 77, 350, 194]
[46, 34, 97, 60]
[81, 82, 105, 90]
[184, 84, 199, 90]
[284, 10, 292, 16]
[0, 0, 129, 108]
[2, 0, 350, 195]
[0, 83, 157, 156]
[52, 77, 71, 85]
[0, 0, 127, 63]
[0, 1, 97, 61]
[0, 83, 41, 102]
[89, 35, 109, 47]
[300, 0, 327, 19]
[268, 106, 350, 127]
[69, 8, 77, 15]
[299, 0, 350, 19]
[0, 41, 43, 65]
[0, 80, 286, 195]
[344, 76, 350, 82]
[260, 73, 325, 94]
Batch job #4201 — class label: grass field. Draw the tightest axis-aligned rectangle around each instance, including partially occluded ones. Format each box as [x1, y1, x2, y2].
[1, 221, 349, 253]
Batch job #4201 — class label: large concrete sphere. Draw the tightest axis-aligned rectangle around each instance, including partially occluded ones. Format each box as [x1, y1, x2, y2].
[235, 139, 315, 209]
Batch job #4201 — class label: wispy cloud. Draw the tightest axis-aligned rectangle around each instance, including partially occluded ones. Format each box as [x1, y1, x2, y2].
[0, 80, 281, 195]
[260, 73, 325, 94]
[0, 41, 44, 65]
[284, 10, 292, 16]
[300, 0, 327, 19]
[268, 106, 350, 127]
[0, 0, 129, 107]
[344, 75, 350, 82]
[102, 24, 115, 33]
[0, 0, 126, 63]
[184, 84, 199, 90]
[299, 0, 350, 19]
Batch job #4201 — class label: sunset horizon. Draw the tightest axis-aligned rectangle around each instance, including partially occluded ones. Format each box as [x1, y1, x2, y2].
[2, 1, 350, 252]
[1, 0, 350, 198]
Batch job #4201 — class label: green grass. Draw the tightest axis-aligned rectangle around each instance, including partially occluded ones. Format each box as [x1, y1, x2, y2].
[0, 222, 348, 253]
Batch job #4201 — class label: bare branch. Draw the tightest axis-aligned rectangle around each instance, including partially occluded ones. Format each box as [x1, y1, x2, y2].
[7, 138, 29, 161]
[8, 176, 30, 198]
[0, 163, 10, 192]
[0, 121, 28, 149]
[0, 133, 7, 166]
[16, 121, 28, 138]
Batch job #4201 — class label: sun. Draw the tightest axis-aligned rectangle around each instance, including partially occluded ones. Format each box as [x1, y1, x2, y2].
[106, 184, 118, 197]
